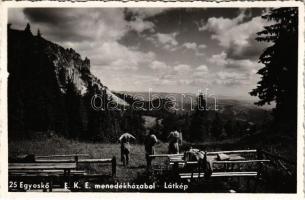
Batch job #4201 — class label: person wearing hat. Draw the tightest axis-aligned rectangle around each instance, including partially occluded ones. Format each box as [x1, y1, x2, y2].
[119, 132, 136, 166]
[144, 129, 158, 169]
[168, 129, 182, 154]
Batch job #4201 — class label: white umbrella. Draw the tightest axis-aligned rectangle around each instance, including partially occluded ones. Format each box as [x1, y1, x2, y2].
[119, 132, 136, 141]
[149, 134, 158, 144]
[169, 131, 180, 139]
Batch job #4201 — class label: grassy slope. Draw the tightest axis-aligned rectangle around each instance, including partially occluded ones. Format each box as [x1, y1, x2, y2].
[8, 135, 169, 183]
[8, 133, 297, 192]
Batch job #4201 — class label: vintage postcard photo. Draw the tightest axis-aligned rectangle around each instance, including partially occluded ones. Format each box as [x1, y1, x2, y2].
[0, 1, 304, 198]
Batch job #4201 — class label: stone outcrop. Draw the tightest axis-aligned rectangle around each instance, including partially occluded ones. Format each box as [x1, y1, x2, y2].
[8, 25, 127, 139]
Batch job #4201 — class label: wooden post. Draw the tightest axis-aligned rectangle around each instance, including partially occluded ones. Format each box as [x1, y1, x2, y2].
[74, 156, 79, 169]
[67, 169, 71, 188]
[246, 176, 251, 191]
[257, 149, 263, 160]
[254, 149, 263, 192]
[173, 161, 179, 179]
[197, 158, 202, 181]
[257, 150, 264, 177]
[42, 177, 47, 192]
[112, 156, 116, 177]
[49, 177, 53, 192]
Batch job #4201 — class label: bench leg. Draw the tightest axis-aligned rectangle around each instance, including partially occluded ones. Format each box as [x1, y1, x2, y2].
[49, 177, 53, 192]
[68, 170, 71, 188]
[64, 169, 71, 188]
[42, 177, 47, 192]
[112, 156, 116, 177]
[246, 177, 251, 191]
[253, 176, 260, 192]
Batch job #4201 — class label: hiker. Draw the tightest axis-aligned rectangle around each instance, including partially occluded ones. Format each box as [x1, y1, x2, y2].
[119, 132, 136, 166]
[168, 129, 182, 154]
[184, 148, 212, 178]
[144, 129, 158, 169]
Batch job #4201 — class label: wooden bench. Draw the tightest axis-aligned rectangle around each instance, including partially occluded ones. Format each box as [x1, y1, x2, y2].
[147, 150, 270, 191]
[9, 162, 78, 191]
[149, 154, 184, 173]
[34, 155, 117, 177]
[180, 171, 258, 179]
[149, 154, 184, 158]
[34, 154, 89, 163]
[9, 162, 77, 171]
[169, 149, 262, 164]
[35, 153, 90, 159]
[174, 149, 269, 192]
[178, 159, 269, 178]
[11, 154, 117, 176]
[9, 154, 117, 191]
[9, 169, 86, 176]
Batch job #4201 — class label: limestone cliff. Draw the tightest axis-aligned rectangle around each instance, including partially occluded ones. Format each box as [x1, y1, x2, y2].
[8, 25, 127, 140]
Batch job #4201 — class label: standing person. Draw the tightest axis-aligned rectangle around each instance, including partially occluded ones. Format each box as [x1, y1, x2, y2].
[168, 129, 181, 154]
[178, 128, 183, 145]
[119, 132, 136, 166]
[144, 129, 158, 169]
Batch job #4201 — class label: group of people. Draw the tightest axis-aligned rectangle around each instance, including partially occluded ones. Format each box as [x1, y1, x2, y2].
[119, 129, 182, 168]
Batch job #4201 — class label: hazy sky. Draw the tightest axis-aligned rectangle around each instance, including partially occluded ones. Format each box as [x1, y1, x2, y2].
[8, 7, 272, 100]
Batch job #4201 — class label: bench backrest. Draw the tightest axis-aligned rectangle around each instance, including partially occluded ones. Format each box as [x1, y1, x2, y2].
[11, 155, 117, 177]
[9, 162, 77, 170]
[35, 154, 89, 159]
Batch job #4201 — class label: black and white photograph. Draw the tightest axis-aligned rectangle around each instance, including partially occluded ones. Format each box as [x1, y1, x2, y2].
[2, 1, 304, 195]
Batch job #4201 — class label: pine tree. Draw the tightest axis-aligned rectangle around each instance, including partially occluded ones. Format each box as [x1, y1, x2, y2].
[250, 8, 298, 124]
[37, 29, 42, 38]
[65, 79, 82, 138]
[198, 92, 206, 111]
[189, 93, 209, 141]
[224, 120, 234, 137]
[211, 113, 223, 139]
[24, 23, 32, 35]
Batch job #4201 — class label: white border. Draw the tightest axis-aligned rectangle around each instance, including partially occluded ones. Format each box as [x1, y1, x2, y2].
[0, 1, 304, 200]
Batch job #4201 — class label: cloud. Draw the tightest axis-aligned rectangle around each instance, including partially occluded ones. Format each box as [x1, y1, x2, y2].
[183, 42, 197, 50]
[196, 65, 209, 72]
[128, 17, 155, 33]
[147, 63, 210, 88]
[208, 52, 228, 66]
[19, 8, 129, 44]
[19, 7, 160, 47]
[208, 51, 261, 71]
[145, 32, 179, 51]
[199, 10, 269, 60]
[149, 60, 169, 70]
[8, 7, 267, 98]
[124, 8, 170, 34]
[126, 8, 169, 19]
[198, 44, 207, 49]
[214, 71, 249, 86]
[207, 51, 262, 87]
[198, 10, 246, 32]
[156, 32, 178, 46]
[182, 42, 206, 56]
[89, 41, 155, 71]
[192, 65, 209, 78]
[9, 8, 159, 75]
[8, 8, 29, 30]
[173, 64, 191, 72]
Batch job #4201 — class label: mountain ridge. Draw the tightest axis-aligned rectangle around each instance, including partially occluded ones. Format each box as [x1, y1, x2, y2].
[8, 24, 128, 139]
